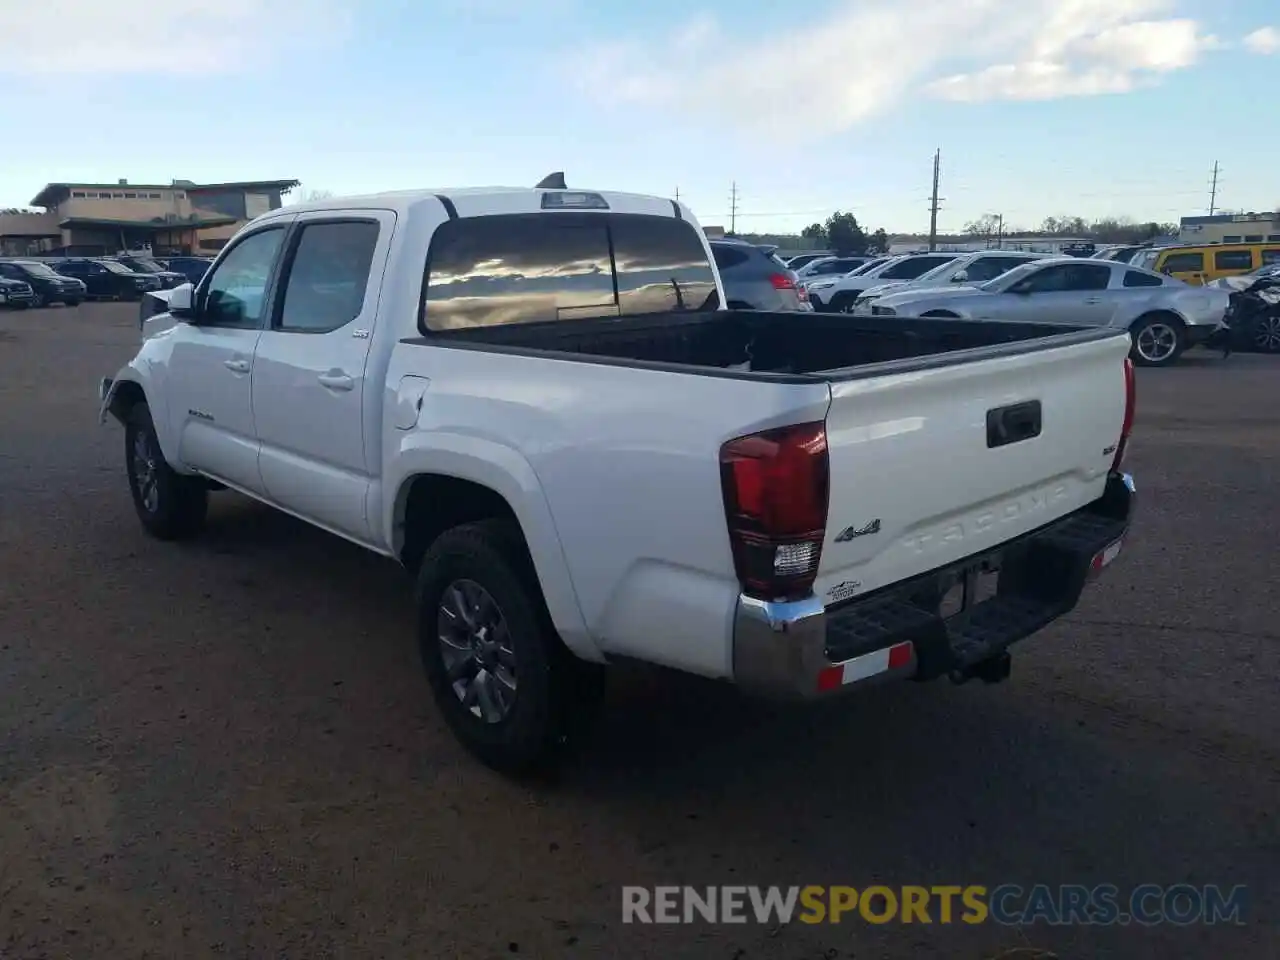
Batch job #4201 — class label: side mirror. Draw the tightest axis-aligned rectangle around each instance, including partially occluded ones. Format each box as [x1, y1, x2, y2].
[1009, 282, 1032, 295]
[168, 283, 196, 319]
[951, 270, 969, 283]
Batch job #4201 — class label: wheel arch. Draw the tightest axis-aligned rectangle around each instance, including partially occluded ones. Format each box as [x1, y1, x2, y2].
[387, 447, 598, 663]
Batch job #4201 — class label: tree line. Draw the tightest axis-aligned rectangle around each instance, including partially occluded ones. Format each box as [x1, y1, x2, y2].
[962, 214, 1178, 244]
[735, 211, 890, 255]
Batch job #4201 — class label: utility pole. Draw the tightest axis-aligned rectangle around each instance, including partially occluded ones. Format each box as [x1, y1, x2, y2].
[729, 181, 739, 235]
[1208, 161, 1220, 215]
[995, 213, 1004, 249]
[928, 149, 942, 251]
[675, 186, 680, 202]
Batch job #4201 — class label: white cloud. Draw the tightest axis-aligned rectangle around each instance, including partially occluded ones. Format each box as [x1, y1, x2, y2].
[565, 0, 1217, 135]
[0, 0, 349, 75]
[1243, 26, 1280, 55]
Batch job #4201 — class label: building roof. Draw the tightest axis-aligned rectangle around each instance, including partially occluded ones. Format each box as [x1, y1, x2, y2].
[57, 215, 239, 230]
[31, 179, 300, 207]
[1181, 212, 1277, 226]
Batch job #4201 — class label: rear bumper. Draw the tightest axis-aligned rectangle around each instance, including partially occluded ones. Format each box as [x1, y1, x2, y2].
[732, 471, 1136, 699]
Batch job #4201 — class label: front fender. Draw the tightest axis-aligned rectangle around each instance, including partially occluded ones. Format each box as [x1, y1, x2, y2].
[98, 358, 180, 468]
[383, 433, 599, 663]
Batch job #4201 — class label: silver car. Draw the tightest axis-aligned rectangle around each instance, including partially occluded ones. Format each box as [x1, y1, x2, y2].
[852, 250, 1047, 315]
[867, 257, 1230, 367]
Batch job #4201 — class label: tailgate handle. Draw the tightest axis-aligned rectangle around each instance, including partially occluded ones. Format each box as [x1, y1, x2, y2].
[987, 400, 1042, 448]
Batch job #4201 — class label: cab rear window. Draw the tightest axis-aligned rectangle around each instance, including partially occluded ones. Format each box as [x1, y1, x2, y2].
[421, 213, 717, 331]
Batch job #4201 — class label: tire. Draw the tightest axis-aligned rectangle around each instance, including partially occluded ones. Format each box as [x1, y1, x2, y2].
[30, 291, 45, 308]
[125, 403, 208, 540]
[415, 518, 605, 775]
[828, 291, 858, 313]
[63, 299, 82, 308]
[1129, 313, 1185, 367]
[1250, 313, 1280, 354]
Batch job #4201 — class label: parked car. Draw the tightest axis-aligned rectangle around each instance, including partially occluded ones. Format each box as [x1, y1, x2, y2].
[866, 258, 1229, 367]
[852, 251, 1047, 314]
[51, 258, 162, 301]
[710, 239, 810, 311]
[0, 275, 35, 309]
[1221, 273, 1280, 354]
[785, 253, 832, 271]
[1092, 244, 1150, 264]
[1147, 242, 1280, 285]
[99, 184, 1135, 774]
[161, 257, 216, 286]
[793, 255, 872, 283]
[808, 253, 960, 311]
[797, 257, 889, 296]
[0, 259, 85, 307]
[111, 255, 187, 289]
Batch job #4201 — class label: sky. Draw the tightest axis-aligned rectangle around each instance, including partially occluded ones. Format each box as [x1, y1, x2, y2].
[0, 0, 1277, 236]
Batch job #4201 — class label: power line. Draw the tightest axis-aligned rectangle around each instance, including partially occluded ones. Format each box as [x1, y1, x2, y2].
[1208, 161, 1220, 216]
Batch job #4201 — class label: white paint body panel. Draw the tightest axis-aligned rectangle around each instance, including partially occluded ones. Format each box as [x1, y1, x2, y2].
[103, 184, 1131, 681]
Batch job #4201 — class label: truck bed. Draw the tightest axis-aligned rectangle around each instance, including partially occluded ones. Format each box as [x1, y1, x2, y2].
[407, 310, 1120, 381]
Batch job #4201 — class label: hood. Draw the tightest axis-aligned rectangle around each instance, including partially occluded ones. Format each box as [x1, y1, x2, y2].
[876, 284, 992, 307]
[1210, 275, 1259, 293]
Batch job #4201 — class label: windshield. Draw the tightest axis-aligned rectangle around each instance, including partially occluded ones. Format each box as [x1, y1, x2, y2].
[880, 256, 957, 281]
[980, 260, 1045, 291]
[914, 259, 964, 283]
[15, 261, 58, 277]
[849, 257, 888, 276]
[125, 259, 164, 273]
[98, 260, 133, 275]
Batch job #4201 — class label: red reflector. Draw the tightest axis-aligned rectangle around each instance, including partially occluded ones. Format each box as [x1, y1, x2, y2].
[769, 272, 796, 290]
[887, 642, 913, 670]
[817, 666, 844, 693]
[1112, 356, 1136, 472]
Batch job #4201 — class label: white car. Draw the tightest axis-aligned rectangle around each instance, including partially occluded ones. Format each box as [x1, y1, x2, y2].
[99, 184, 1136, 773]
[792, 255, 872, 284]
[808, 253, 960, 311]
[852, 251, 1047, 315]
[868, 257, 1229, 367]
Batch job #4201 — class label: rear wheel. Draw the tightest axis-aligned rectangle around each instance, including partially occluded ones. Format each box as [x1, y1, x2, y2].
[125, 403, 208, 540]
[828, 291, 858, 313]
[1130, 313, 1185, 367]
[415, 519, 605, 775]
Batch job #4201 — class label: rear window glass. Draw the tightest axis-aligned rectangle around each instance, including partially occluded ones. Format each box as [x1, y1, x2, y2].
[422, 213, 715, 331]
[712, 245, 750, 270]
[1123, 270, 1163, 287]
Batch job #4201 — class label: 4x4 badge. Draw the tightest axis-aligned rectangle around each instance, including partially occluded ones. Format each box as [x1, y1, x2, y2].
[835, 519, 881, 542]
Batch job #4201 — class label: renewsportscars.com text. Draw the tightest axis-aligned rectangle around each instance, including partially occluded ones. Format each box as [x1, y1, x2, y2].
[621, 884, 1247, 927]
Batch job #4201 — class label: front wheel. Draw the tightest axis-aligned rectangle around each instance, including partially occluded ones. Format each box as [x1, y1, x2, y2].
[1130, 314, 1185, 367]
[415, 519, 605, 775]
[63, 299, 82, 307]
[1250, 314, 1280, 353]
[125, 403, 208, 540]
[30, 292, 45, 308]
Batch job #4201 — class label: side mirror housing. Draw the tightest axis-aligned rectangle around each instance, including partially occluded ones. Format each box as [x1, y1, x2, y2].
[168, 283, 195, 319]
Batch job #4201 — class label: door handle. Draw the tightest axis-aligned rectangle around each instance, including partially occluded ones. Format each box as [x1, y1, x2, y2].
[1084, 297, 1101, 304]
[223, 358, 250, 373]
[318, 371, 354, 391]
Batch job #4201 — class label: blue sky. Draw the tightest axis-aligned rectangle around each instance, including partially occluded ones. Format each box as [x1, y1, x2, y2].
[1, 0, 1277, 235]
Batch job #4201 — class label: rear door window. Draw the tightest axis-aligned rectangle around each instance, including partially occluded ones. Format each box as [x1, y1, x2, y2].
[1160, 252, 1204, 274]
[1123, 270, 1164, 287]
[1214, 249, 1254, 271]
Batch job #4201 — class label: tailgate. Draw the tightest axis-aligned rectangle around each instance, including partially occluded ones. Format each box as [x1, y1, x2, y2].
[815, 331, 1131, 606]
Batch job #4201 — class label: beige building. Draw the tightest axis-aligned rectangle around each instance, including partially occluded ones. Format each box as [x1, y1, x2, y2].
[0, 177, 299, 256]
[1179, 212, 1280, 245]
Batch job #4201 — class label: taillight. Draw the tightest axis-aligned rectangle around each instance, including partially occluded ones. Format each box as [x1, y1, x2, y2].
[769, 272, 796, 290]
[719, 422, 830, 600]
[1112, 356, 1136, 472]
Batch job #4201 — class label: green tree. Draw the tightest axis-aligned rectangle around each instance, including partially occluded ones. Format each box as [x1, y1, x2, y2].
[824, 211, 868, 255]
[801, 222, 827, 245]
[870, 228, 889, 253]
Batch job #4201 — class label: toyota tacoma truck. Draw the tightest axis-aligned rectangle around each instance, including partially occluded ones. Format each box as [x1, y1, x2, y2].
[99, 182, 1137, 773]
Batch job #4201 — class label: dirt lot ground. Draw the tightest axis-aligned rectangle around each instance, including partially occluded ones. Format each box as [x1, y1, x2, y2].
[1, 302, 1276, 959]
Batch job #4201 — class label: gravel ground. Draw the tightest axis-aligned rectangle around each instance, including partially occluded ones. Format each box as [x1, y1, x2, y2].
[1, 302, 1276, 959]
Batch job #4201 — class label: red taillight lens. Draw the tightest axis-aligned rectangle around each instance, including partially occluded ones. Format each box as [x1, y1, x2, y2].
[1112, 356, 1136, 472]
[719, 422, 830, 600]
[769, 272, 796, 290]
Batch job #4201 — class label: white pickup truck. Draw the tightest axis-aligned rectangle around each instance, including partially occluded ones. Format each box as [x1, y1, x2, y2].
[100, 183, 1137, 773]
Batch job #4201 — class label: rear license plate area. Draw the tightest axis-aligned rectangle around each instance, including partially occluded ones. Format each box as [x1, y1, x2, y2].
[933, 557, 1002, 620]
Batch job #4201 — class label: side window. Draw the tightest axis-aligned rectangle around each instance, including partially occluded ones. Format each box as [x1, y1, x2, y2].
[1262, 249, 1280, 265]
[712, 245, 750, 270]
[423, 215, 616, 331]
[1123, 270, 1164, 288]
[963, 257, 1016, 282]
[1160, 252, 1204, 274]
[200, 227, 286, 328]
[1214, 249, 1253, 271]
[0, 264, 18, 279]
[1066, 264, 1112, 290]
[277, 221, 380, 332]
[611, 215, 718, 316]
[1020, 264, 1077, 293]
